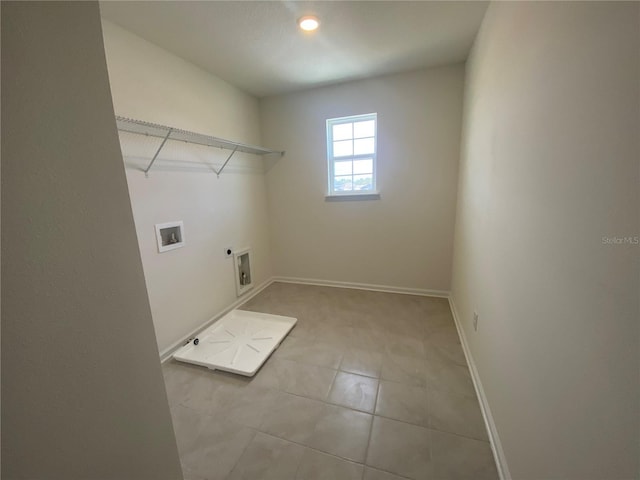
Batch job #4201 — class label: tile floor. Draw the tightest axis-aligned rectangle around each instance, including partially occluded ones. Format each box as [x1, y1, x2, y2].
[163, 282, 499, 480]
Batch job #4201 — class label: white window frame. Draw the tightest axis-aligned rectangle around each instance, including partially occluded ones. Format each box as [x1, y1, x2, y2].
[326, 113, 378, 197]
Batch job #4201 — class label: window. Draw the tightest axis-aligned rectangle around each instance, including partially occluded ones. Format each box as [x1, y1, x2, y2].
[326, 113, 377, 196]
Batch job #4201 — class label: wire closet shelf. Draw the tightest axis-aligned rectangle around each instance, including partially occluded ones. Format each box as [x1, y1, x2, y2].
[115, 116, 285, 177]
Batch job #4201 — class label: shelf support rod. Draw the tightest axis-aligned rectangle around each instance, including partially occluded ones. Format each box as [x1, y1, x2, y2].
[215, 146, 238, 178]
[144, 128, 173, 177]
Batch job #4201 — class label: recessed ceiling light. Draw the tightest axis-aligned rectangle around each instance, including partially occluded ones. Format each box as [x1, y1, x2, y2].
[298, 15, 319, 32]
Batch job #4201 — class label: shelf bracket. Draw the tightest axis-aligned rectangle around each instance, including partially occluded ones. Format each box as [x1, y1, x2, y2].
[144, 128, 173, 177]
[214, 145, 238, 178]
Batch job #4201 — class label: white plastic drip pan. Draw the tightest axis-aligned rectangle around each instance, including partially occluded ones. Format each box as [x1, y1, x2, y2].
[173, 309, 297, 376]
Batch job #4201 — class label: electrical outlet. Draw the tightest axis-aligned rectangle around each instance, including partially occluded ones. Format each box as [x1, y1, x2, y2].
[473, 311, 479, 331]
[224, 247, 233, 258]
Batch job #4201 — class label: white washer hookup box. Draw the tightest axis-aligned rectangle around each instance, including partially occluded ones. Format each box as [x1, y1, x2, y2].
[173, 309, 297, 376]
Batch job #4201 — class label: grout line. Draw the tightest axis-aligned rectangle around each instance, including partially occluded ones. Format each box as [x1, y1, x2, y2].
[361, 379, 380, 472]
[426, 383, 434, 475]
[253, 431, 412, 480]
[259, 431, 364, 466]
[225, 427, 258, 478]
[168, 352, 491, 443]
[173, 402, 489, 477]
[175, 369, 491, 451]
[168, 361, 487, 443]
[288, 342, 471, 387]
[292, 442, 305, 480]
[363, 467, 414, 480]
[278, 385, 491, 444]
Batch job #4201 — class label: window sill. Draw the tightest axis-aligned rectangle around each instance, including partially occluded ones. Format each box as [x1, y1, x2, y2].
[325, 192, 381, 202]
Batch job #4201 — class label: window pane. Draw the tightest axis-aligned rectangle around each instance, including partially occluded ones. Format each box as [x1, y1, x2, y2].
[353, 120, 375, 138]
[353, 159, 372, 174]
[334, 175, 353, 192]
[333, 140, 353, 157]
[332, 123, 352, 141]
[353, 174, 373, 191]
[354, 138, 374, 155]
[334, 160, 352, 176]
[327, 114, 376, 196]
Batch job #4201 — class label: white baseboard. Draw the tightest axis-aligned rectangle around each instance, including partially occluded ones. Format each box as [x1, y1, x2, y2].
[448, 296, 511, 480]
[158, 276, 446, 362]
[158, 277, 275, 362]
[272, 276, 450, 298]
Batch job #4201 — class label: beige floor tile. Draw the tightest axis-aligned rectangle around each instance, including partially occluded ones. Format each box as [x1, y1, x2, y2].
[178, 375, 233, 416]
[240, 299, 291, 317]
[423, 360, 475, 397]
[384, 333, 426, 358]
[172, 406, 256, 480]
[380, 352, 428, 388]
[327, 371, 379, 413]
[364, 467, 412, 480]
[340, 347, 383, 378]
[428, 388, 488, 441]
[284, 362, 338, 400]
[287, 320, 318, 340]
[274, 335, 343, 369]
[307, 404, 373, 462]
[366, 416, 433, 480]
[420, 297, 451, 315]
[346, 311, 379, 330]
[430, 430, 498, 480]
[324, 304, 367, 328]
[258, 391, 325, 444]
[347, 326, 387, 351]
[252, 358, 337, 401]
[425, 326, 461, 348]
[162, 361, 208, 407]
[422, 311, 456, 333]
[251, 357, 304, 391]
[168, 362, 259, 416]
[181, 466, 209, 480]
[170, 405, 204, 459]
[227, 432, 306, 480]
[423, 340, 466, 367]
[216, 385, 281, 429]
[312, 323, 353, 348]
[390, 321, 428, 339]
[375, 380, 429, 427]
[208, 367, 255, 389]
[295, 448, 364, 480]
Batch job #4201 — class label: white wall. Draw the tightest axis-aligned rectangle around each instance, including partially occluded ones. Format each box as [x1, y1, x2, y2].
[451, 2, 639, 479]
[261, 66, 464, 293]
[1, 2, 182, 478]
[101, 20, 273, 354]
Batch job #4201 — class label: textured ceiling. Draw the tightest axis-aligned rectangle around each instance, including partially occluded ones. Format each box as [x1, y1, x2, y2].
[100, 1, 488, 98]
